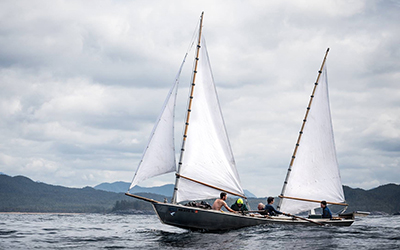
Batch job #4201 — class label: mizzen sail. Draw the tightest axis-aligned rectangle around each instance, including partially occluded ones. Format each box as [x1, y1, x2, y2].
[279, 62, 346, 215]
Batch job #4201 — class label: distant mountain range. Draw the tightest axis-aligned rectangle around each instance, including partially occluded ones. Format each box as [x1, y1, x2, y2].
[1, 174, 400, 214]
[0, 174, 162, 213]
[94, 182, 257, 198]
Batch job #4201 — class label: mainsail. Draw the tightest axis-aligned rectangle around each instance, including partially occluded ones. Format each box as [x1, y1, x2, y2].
[279, 61, 346, 215]
[175, 36, 244, 203]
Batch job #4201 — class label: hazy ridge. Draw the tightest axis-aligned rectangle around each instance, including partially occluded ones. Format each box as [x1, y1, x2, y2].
[1, 174, 399, 214]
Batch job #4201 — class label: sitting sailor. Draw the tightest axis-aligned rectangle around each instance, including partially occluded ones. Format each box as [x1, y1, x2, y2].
[254, 202, 267, 216]
[264, 197, 283, 216]
[320, 200, 332, 219]
[230, 198, 248, 212]
[212, 192, 236, 213]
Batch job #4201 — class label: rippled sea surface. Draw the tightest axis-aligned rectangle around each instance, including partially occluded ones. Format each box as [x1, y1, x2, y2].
[1, 213, 399, 249]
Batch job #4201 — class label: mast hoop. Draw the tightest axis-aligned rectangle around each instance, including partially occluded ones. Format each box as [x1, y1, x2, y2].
[171, 12, 205, 204]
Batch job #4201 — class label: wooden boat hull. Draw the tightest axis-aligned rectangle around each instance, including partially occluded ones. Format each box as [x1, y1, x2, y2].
[152, 203, 354, 231]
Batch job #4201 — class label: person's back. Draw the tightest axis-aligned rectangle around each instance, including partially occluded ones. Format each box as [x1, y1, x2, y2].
[321, 200, 332, 219]
[264, 204, 280, 216]
[212, 198, 225, 210]
[230, 198, 248, 212]
[212, 192, 235, 213]
[264, 197, 282, 216]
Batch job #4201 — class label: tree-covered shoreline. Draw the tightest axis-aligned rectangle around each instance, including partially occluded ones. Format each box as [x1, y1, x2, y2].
[1, 174, 399, 215]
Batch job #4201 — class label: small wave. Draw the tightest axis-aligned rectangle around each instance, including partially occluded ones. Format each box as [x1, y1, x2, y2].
[71, 236, 120, 242]
[42, 228, 60, 231]
[0, 229, 17, 235]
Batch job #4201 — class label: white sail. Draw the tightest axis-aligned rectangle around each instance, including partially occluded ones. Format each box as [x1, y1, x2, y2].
[175, 36, 244, 203]
[128, 70, 181, 190]
[279, 64, 346, 215]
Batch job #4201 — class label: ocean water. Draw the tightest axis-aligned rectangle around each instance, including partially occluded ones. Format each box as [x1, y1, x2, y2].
[0, 213, 399, 249]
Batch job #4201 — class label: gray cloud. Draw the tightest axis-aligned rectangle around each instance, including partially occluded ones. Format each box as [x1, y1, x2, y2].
[0, 0, 399, 197]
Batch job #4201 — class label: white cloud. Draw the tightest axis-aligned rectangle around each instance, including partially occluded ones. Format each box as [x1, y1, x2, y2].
[0, 0, 399, 197]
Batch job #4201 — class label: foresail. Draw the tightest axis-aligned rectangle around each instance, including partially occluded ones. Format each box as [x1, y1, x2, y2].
[176, 36, 244, 203]
[280, 64, 345, 215]
[128, 67, 182, 190]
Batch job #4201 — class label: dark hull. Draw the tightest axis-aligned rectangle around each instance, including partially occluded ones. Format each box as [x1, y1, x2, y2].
[152, 203, 354, 232]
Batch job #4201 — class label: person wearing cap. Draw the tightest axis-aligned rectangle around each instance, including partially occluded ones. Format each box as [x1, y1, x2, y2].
[230, 198, 248, 212]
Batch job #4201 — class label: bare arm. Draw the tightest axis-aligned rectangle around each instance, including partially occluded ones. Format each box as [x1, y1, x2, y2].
[223, 201, 236, 213]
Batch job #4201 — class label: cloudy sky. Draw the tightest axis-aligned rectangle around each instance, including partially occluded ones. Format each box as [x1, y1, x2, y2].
[1, 0, 399, 197]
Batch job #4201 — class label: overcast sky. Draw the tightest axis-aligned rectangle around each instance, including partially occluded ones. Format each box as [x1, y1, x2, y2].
[1, 0, 399, 197]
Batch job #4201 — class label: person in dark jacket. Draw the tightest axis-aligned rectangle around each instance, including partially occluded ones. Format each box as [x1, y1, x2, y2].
[230, 198, 248, 212]
[264, 197, 284, 216]
[321, 200, 332, 219]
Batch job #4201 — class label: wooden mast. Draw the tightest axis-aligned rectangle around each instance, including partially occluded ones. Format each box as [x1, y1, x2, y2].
[171, 12, 204, 204]
[277, 48, 330, 210]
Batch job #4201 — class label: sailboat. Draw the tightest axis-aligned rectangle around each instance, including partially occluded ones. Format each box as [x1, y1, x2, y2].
[125, 13, 354, 231]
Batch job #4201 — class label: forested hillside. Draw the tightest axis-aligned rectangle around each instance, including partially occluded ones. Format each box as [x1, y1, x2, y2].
[344, 184, 400, 214]
[0, 174, 161, 213]
[1, 174, 399, 214]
